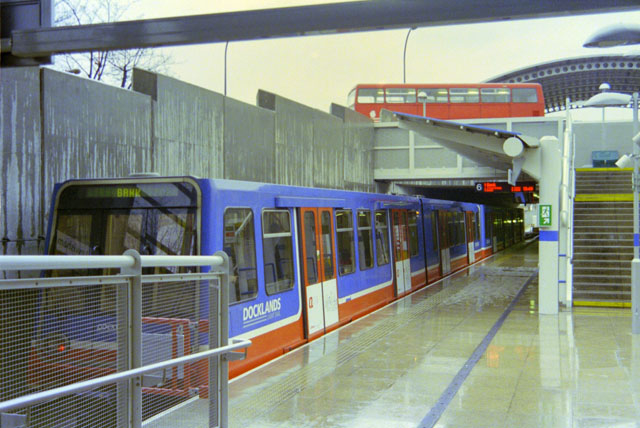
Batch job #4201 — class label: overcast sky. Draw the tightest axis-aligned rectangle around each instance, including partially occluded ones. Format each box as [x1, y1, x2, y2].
[129, 1, 639, 119]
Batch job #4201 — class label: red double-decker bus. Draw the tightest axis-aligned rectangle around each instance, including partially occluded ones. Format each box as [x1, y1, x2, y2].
[348, 83, 545, 121]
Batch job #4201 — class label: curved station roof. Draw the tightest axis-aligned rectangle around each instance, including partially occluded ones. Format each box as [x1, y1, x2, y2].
[486, 54, 640, 113]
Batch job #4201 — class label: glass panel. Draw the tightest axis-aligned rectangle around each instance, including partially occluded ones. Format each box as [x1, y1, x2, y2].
[224, 208, 258, 304]
[385, 88, 416, 104]
[336, 210, 355, 275]
[481, 87, 510, 103]
[512, 88, 538, 103]
[320, 211, 335, 279]
[303, 211, 318, 285]
[53, 214, 93, 256]
[347, 88, 356, 108]
[357, 210, 374, 270]
[408, 211, 419, 257]
[449, 88, 480, 103]
[431, 211, 438, 252]
[262, 210, 294, 295]
[417, 88, 448, 103]
[357, 88, 385, 104]
[375, 210, 390, 266]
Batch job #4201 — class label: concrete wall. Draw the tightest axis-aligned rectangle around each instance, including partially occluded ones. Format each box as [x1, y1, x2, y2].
[0, 68, 376, 257]
[132, 69, 223, 178]
[0, 67, 42, 257]
[224, 97, 276, 182]
[43, 68, 152, 204]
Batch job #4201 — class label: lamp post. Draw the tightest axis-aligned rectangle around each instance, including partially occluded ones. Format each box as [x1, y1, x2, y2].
[417, 91, 427, 117]
[403, 27, 416, 83]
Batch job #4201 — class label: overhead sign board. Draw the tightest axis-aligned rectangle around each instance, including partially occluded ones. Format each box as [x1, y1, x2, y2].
[475, 182, 535, 193]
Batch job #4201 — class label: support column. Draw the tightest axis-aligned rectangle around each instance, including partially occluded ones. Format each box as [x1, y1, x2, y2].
[538, 136, 562, 315]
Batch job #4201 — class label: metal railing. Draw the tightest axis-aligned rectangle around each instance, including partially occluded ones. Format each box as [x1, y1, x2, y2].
[0, 251, 250, 428]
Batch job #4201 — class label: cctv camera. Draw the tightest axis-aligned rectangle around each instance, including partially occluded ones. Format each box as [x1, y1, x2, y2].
[616, 154, 633, 169]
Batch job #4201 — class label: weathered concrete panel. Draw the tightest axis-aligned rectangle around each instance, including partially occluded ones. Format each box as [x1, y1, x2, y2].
[42, 68, 151, 205]
[224, 97, 275, 182]
[0, 67, 43, 256]
[313, 110, 343, 189]
[133, 69, 223, 178]
[338, 105, 375, 192]
[259, 90, 314, 187]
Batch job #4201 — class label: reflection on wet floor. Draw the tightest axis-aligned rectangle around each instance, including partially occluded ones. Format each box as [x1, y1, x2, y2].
[228, 243, 542, 428]
[148, 241, 640, 428]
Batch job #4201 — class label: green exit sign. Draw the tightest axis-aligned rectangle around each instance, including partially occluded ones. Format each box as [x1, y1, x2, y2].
[539, 204, 552, 226]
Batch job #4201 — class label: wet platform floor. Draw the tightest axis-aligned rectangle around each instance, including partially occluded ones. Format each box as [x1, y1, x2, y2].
[149, 241, 640, 428]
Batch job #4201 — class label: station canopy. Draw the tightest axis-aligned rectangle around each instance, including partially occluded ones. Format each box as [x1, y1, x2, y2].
[486, 54, 640, 113]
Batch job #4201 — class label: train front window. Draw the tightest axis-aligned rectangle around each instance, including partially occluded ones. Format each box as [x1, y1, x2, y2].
[50, 181, 199, 275]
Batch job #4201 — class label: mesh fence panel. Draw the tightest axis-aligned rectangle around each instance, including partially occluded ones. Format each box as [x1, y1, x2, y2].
[140, 278, 213, 424]
[1, 280, 128, 428]
[0, 271, 224, 427]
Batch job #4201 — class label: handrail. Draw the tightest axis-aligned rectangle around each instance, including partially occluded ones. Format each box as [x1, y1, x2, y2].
[0, 254, 225, 271]
[0, 338, 251, 413]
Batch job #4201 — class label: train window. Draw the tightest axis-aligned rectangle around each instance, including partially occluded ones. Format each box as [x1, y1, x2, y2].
[475, 212, 481, 242]
[375, 210, 390, 266]
[417, 88, 448, 103]
[430, 211, 438, 252]
[458, 213, 465, 246]
[447, 212, 455, 246]
[357, 88, 385, 104]
[449, 88, 480, 103]
[385, 88, 416, 104]
[224, 208, 258, 304]
[262, 210, 294, 295]
[320, 211, 335, 278]
[336, 210, 355, 275]
[512, 88, 538, 103]
[357, 210, 374, 270]
[407, 211, 419, 257]
[481, 88, 510, 103]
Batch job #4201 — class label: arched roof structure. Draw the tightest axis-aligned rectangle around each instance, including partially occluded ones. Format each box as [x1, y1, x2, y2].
[486, 54, 640, 112]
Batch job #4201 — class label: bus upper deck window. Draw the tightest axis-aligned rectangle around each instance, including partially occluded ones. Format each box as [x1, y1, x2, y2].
[512, 88, 538, 103]
[385, 88, 416, 104]
[449, 88, 480, 103]
[357, 88, 385, 104]
[418, 88, 448, 103]
[347, 88, 356, 108]
[481, 88, 510, 103]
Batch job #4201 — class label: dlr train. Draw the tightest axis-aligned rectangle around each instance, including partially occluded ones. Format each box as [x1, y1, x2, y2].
[33, 175, 523, 416]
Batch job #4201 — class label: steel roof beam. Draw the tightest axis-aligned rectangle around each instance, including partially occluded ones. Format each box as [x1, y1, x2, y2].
[3, 0, 640, 57]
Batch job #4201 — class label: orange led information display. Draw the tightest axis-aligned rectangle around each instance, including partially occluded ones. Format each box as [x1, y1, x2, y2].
[475, 182, 535, 193]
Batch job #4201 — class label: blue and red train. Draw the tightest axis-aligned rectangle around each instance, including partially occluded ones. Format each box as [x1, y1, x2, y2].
[35, 175, 523, 400]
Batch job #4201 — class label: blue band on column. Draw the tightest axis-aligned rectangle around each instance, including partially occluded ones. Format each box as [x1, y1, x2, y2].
[635, 234, 640, 247]
[539, 230, 559, 242]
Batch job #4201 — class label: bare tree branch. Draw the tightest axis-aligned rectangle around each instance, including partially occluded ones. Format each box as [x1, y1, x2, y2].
[52, 0, 173, 88]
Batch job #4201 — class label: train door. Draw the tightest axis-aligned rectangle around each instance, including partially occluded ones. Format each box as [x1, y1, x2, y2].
[299, 208, 339, 339]
[465, 211, 475, 264]
[391, 209, 411, 296]
[438, 211, 451, 275]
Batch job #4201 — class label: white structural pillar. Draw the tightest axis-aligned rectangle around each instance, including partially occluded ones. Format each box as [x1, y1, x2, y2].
[538, 136, 562, 315]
